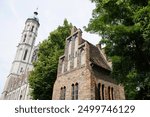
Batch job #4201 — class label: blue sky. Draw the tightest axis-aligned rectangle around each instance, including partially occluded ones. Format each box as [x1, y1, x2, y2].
[0, 0, 100, 94]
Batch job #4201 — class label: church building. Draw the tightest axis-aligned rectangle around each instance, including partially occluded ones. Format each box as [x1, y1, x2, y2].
[1, 11, 125, 100]
[52, 27, 125, 100]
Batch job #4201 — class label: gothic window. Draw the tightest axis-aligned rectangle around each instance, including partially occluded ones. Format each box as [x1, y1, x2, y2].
[31, 26, 34, 32]
[98, 83, 101, 100]
[60, 87, 63, 100]
[108, 86, 111, 100]
[31, 49, 38, 62]
[72, 83, 79, 100]
[75, 83, 78, 100]
[60, 86, 66, 100]
[111, 87, 114, 100]
[23, 34, 26, 42]
[102, 84, 105, 100]
[81, 49, 85, 65]
[71, 84, 74, 100]
[23, 49, 28, 60]
[68, 40, 72, 60]
[74, 36, 78, 56]
[19, 95, 22, 100]
[63, 86, 66, 100]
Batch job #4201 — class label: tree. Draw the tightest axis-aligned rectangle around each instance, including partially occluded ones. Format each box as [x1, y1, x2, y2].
[29, 19, 72, 100]
[85, 0, 150, 99]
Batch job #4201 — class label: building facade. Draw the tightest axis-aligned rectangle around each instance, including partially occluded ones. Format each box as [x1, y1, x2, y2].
[52, 27, 125, 100]
[1, 11, 39, 100]
[1, 12, 125, 100]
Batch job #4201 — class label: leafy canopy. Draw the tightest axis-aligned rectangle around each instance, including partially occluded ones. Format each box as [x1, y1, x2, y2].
[86, 0, 150, 99]
[29, 19, 72, 99]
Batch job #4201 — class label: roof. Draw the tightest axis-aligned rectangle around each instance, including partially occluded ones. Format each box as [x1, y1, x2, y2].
[88, 42, 111, 71]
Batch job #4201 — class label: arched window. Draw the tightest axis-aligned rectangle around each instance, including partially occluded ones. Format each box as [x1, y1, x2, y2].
[74, 36, 78, 57]
[31, 49, 38, 62]
[60, 86, 66, 100]
[71, 84, 74, 100]
[31, 26, 34, 32]
[19, 95, 22, 100]
[63, 86, 66, 100]
[68, 40, 72, 60]
[81, 49, 85, 65]
[102, 84, 105, 100]
[111, 87, 114, 100]
[108, 86, 111, 100]
[23, 49, 28, 60]
[23, 34, 26, 42]
[75, 83, 78, 100]
[98, 83, 101, 100]
[72, 83, 78, 100]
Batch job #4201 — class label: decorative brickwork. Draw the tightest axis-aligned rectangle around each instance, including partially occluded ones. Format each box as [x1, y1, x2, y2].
[52, 26, 125, 100]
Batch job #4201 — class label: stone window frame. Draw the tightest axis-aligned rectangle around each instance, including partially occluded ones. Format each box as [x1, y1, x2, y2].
[23, 49, 28, 60]
[111, 87, 114, 100]
[31, 25, 34, 32]
[60, 86, 66, 100]
[23, 34, 27, 42]
[98, 83, 101, 100]
[102, 84, 105, 100]
[108, 86, 114, 100]
[108, 86, 111, 100]
[31, 49, 38, 62]
[71, 83, 79, 100]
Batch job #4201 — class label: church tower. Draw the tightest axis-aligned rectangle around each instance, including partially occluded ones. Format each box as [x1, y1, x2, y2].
[11, 11, 39, 75]
[1, 11, 40, 100]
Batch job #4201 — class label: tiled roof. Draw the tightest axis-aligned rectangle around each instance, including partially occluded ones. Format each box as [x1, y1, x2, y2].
[88, 42, 111, 71]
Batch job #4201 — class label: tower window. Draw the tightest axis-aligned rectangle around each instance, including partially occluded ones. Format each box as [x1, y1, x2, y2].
[23, 34, 26, 42]
[31, 49, 38, 62]
[31, 26, 34, 32]
[23, 49, 28, 60]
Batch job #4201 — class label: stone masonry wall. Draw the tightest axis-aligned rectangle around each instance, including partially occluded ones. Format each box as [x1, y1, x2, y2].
[52, 67, 92, 100]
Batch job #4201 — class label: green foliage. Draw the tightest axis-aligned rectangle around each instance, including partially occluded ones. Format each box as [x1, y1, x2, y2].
[86, 0, 150, 99]
[29, 19, 72, 100]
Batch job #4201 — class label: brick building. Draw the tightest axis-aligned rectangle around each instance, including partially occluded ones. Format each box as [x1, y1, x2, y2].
[52, 26, 125, 100]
